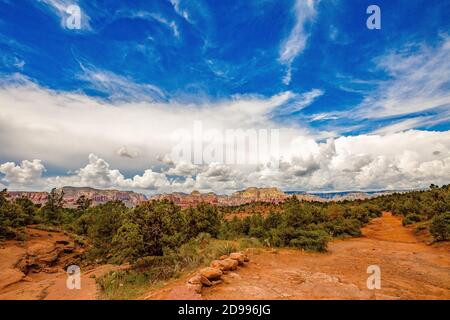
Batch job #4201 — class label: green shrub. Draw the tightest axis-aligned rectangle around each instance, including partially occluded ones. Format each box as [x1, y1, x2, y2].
[402, 213, 423, 226]
[288, 229, 329, 252]
[430, 212, 450, 241]
[325, 218, 362, 238]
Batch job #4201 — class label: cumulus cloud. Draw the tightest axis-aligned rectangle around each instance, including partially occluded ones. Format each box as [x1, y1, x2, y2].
[166, 161, 200, 176]
[2, 130, 449, 194]
[47, 154, 169, 190]
[279, 0, 318, 85]
[0, 79, 295, 173]
[0, 159, 45, 187]
[1, 72, 449, 194]
[117, 146, 140, 159]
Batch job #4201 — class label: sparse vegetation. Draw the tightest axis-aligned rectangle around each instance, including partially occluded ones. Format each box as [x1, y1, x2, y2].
[1, 184, 449, 299]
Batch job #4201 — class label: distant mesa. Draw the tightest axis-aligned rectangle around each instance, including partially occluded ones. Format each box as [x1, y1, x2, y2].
[6, 186, 398, 208]
[7, 186, 147, 208]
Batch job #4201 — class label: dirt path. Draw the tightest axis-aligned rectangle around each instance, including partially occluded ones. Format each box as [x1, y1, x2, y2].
[0, 228, 121, 300]
[200, 213, 450, 300]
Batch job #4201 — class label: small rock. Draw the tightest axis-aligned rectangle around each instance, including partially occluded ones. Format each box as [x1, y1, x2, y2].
[22, 276, 33, 282]
[210, 260, 227, 271]
[219, 255, 228, 260]
[229, 252, 245, 265]
[223, 258, 238, 270]
[199, 267, 223, 281]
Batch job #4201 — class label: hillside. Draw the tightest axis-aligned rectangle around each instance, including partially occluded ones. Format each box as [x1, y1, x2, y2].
[8, 187, 147, 208]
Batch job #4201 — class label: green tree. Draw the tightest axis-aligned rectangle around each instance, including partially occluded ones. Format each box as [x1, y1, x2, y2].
[76, 195, 92, 211]
[86, 201, 127, 258]
[430, 212, 450, 241]
[41, 188, 65, 224]
[111, 220, 144, 262]
[185, 203, 221, 238]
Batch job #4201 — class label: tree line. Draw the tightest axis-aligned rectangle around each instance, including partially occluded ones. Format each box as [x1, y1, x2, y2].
[0, 185, 449, 264]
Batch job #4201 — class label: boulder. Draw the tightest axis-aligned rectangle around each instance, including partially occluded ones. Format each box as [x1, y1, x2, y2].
[210, 260, 226, 271]
[222, 258, 239, 270]
[199, 267, 223, 280]
[229, 252, 245, 265]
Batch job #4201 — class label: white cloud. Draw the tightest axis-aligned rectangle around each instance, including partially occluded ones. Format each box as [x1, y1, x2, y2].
[47, 153, 169, 190]
[169, 0, 191, 23]
[116, 146, 140, 159]
[167, 161, 200, 176]
[357, 36, 450, 120]
[279, 0, 318, 85]
[0, 159, 45, 187]
[128, 11, 180, 38]
[2, 130, 449, 194]
[1, 76, 449, 194]
[277, 89, 323, 114]
[77, 64, 165, 102]
[0, 78, 294, 173]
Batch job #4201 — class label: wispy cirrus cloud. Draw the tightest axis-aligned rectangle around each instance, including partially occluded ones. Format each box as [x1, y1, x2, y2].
[168, 0, 191, 23]
[124, 10, 180, 38]
[77, 63, 166, 102]
[309, 36, 450, 135]
[279, 0, 318, 85]
[357, 36, 450, 120]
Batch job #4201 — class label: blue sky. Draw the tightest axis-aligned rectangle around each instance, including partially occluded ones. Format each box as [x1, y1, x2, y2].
[0, 0, 449, 193]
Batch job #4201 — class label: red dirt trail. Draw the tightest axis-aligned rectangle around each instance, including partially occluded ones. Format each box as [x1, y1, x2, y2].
[200, 212, 450, 300]
[1, 213, 449, 300]
[148, 212, 450, 300]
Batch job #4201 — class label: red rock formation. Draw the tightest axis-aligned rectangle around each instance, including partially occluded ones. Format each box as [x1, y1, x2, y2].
[7, 192, 49, 205]
[151, 187, 289, 208]
[7, 187, 147, 208]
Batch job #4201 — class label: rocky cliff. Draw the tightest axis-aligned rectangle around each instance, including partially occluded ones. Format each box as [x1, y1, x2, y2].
[7, 187, 147, 208]
[151, 187, 289, 208]
[7, 187, 391, 209]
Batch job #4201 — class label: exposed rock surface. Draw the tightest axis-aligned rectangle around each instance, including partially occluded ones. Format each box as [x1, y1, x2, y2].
[151, 187, 288, 208]
[7, 186, 398, 209]
[199, 267, 223, 281]
[0, 227, 125, 300]
[7, 186, 147, 208]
